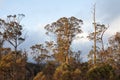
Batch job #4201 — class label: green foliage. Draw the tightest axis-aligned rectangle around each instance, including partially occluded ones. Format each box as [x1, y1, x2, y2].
[43, 61, 56, 75]
[72, 68, 81, 80]
[33, 61, 56, 80]
[33, 72, 45, 80]
[53, 63, 71, 80]
[53, 63, 82, 80]
[0, 51, 27, 80]
[87, 64, 116, 80]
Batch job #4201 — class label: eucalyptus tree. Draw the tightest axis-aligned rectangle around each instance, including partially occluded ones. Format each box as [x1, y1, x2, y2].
[0, 14, 25, 52]
[87, 5, 108, 65]
[45, 16, 83, 64]
[30, 43, 49, 65]
[108, 32, 120, 69]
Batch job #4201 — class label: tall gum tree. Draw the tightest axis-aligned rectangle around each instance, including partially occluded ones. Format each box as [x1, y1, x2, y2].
[0, 14, 25, 52]
[45, 16, 83, 64]
[87, 5, 108, 65]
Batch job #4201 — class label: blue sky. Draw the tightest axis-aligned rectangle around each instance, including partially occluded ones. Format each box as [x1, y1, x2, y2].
[0, 0, 120, 61]
[0, 0, 95, 27]
[1, 0, 91, 24]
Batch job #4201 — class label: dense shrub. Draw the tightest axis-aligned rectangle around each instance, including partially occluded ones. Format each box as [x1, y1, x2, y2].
[87, 64, 116, 80]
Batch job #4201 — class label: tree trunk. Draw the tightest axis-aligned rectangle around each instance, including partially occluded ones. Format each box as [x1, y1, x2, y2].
[93, 4, 97, 65]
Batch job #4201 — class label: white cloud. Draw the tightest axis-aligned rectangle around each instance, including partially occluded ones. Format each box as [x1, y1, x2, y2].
[73, 32, 89, 44]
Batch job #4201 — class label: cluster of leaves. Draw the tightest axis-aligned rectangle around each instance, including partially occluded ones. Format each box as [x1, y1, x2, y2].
[0, 51, 27, 80]
[87, 64, 115, 80]
[53, 63, 81, 80]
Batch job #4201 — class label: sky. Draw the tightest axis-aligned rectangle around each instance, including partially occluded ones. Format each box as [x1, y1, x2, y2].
[0, 0, 120, 61]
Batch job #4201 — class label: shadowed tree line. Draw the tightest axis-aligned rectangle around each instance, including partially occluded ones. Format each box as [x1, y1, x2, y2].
[0, 11, 120, 80]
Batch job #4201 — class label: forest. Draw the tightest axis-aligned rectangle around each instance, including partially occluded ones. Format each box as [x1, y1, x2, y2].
[0, 6, 120, 80]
